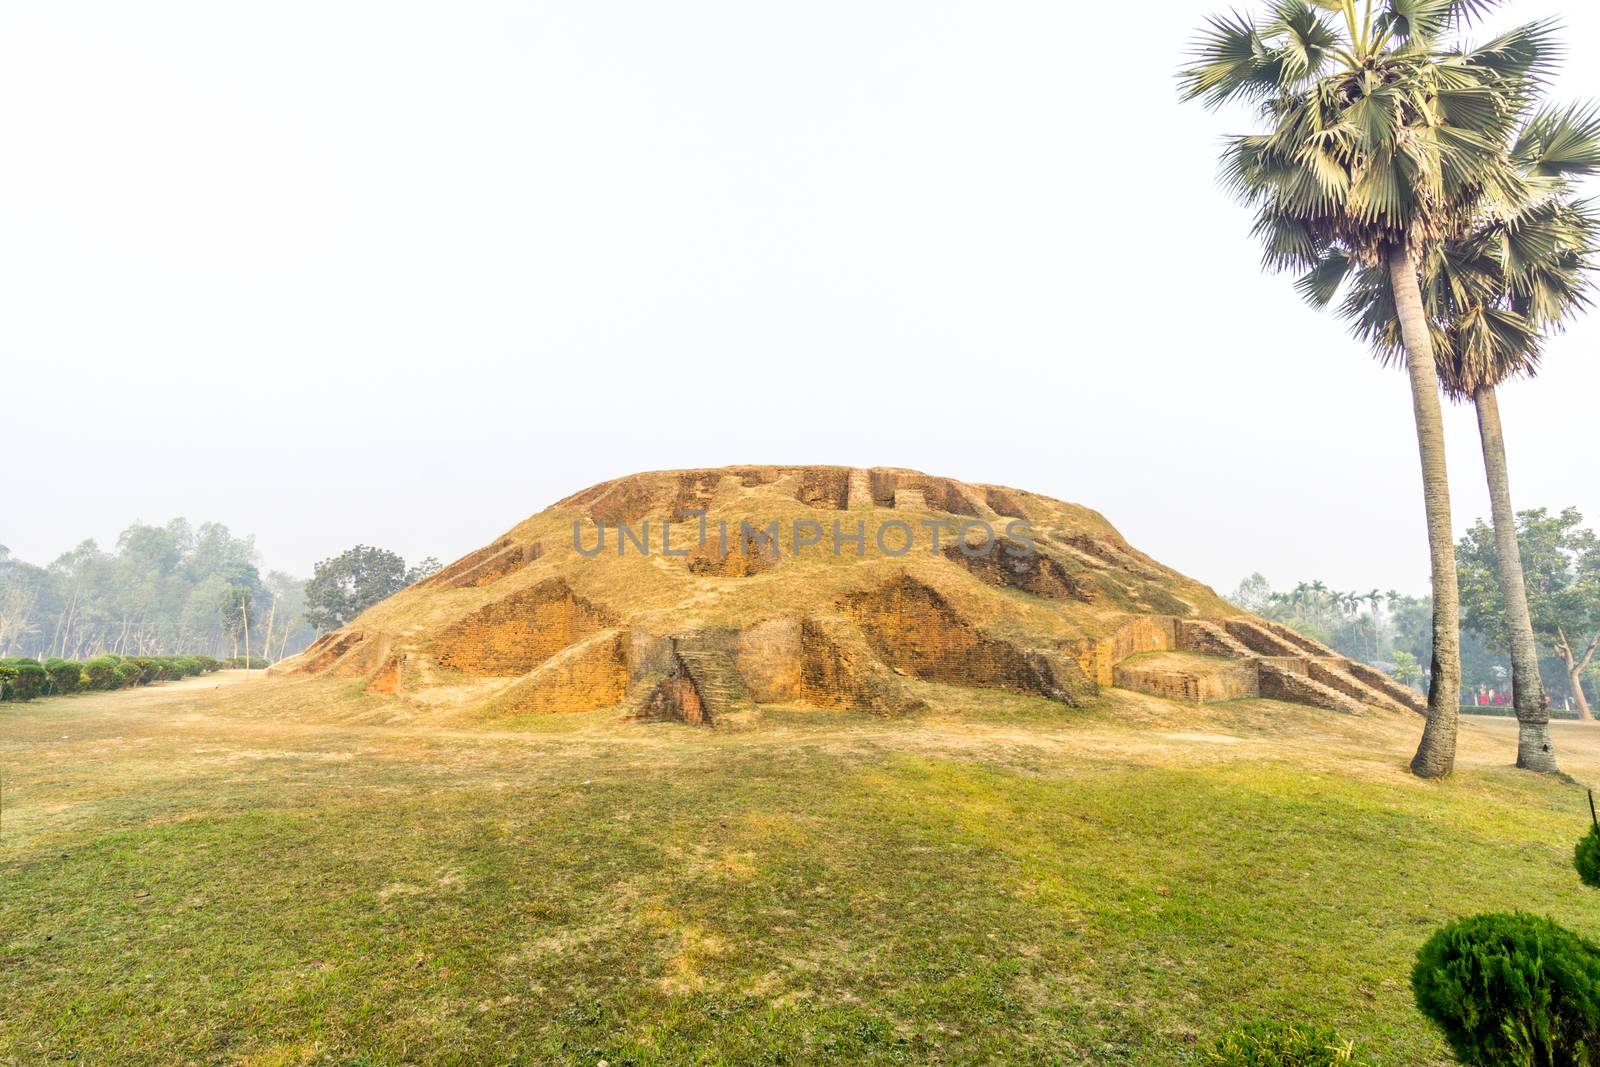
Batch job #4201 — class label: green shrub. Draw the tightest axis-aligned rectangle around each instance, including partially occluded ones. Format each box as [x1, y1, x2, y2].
[196, 656, 221, 673]
[1578, 827, 1600, 890]
[45, 659, 83, 695]
[1200, 1019, 1363, 1066]
[221, 656, 269, 669]
[112, 662, 143, 689]
[81, 656, 120, 690]
[1413, 912, 1600, 1066]
[123, 657, 151, 685]
[0, 660, 48, 702]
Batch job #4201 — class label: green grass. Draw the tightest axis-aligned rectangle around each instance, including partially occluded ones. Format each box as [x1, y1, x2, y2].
[3, 679, 1599, 1065]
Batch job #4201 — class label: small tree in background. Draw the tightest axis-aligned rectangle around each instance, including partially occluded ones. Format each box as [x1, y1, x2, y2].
[1458, 508, 1600, 720]
[1390, 652, 1424, 690]
[406, 557, 442, 584]
[304, 546, 416, 632]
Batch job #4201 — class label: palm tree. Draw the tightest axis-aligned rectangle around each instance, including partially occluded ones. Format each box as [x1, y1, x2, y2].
[1181, 1, 1558, 778]
[1303, 106, 1600, 772]
[1291, 581, 1314, 618]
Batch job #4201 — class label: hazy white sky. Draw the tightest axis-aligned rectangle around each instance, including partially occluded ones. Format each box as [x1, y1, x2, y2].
[2, 1, 1597, 597]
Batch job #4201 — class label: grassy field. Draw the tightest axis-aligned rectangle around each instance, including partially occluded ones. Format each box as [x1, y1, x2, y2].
[4, 674, 1600, 1065]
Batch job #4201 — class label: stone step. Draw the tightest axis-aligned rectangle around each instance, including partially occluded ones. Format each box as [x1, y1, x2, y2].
[1177, 620, 1256, 659]
[675, 647, 757, 720]
[1257, 660, 1367, 715]
[1224, 618, 1308, 657]
[1112, 652, 1258, 704]
[1255, 618, 1341, 657]
[847, 468, 875, 510]
[1308, 658, 1414, 716]
[1339, 658, 1428, 715]
[892, 488, 928, 511]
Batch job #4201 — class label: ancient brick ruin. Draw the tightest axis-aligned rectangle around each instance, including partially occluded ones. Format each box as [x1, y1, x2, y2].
[276, 466, 1424, 726]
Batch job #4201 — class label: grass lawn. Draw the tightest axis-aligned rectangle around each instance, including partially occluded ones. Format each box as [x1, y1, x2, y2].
[4, 673, 1600, 1065]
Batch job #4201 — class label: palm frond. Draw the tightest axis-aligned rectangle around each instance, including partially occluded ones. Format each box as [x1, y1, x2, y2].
[1459, 19, 1563, 87]
[1268, 1, 1342, 79]
[1179, 14, 1279, 106]
[1515, 103, 1600, 180]
[1296, 250, 1354, 306]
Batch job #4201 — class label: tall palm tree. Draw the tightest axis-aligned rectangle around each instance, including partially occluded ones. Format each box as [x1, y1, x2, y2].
[1303, 106, 1600, 773]
[1181, 0, 1558, 777]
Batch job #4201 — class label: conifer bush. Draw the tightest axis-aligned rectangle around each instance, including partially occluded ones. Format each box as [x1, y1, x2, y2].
[1412, 912, 1600, 1066]
[1578, 794, 1600, 891]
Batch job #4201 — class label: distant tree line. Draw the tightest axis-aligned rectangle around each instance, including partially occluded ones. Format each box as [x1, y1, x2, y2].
[0, 525, 443, 675]
[0, 520, 314, 663]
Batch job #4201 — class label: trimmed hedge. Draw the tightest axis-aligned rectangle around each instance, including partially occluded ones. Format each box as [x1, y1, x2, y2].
[0, 660, 48, 701]
[0, 654, 224, 702]
[1413, 911, 1600, 1066]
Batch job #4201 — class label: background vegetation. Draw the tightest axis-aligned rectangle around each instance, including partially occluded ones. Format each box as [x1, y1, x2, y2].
[1230, 506, 1600, 715]
[0, 521, 312, 663]
[0, 523, 442, 667]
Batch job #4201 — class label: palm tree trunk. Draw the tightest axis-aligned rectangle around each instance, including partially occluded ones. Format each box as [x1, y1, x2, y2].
[1390, 245, 1462, 778]
[1475, 385, 1557, 771]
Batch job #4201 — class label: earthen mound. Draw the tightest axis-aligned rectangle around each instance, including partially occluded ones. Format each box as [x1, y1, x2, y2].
[274, 466, 1423, 726]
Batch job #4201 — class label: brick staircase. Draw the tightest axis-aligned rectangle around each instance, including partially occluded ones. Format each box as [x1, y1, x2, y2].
[1176, 619, 1255, 659]
[847, 468, 875, 510]
[674, 646, 757, 722]
[1224, 618, 1322, 656]
[1255, 659, 1367, 715]
[1222, 618, 1425, 714]
[892, 488, 928, 511]
[1097, 616, 1427, 716]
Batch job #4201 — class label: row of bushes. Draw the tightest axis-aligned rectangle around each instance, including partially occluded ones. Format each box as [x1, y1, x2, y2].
[0, 654, 224, 702]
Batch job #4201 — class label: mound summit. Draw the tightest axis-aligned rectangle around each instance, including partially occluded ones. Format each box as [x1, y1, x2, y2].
[278, 466, 1425, 725]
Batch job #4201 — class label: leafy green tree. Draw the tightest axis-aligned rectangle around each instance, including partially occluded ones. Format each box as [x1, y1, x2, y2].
[1228, 572, 1274, 614]
[218, 584, 264, 664]
[1391, 651, 1425, 688]
[1180, 0, 1557, 777]
[0, 520, 315, 662]
[406, 557, 442, 584]
[304, 546, 412, 632]
[1413, 912, 1600, 1065]
[0, 660, 47, 701]
[1459, 508, 1600, 720]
